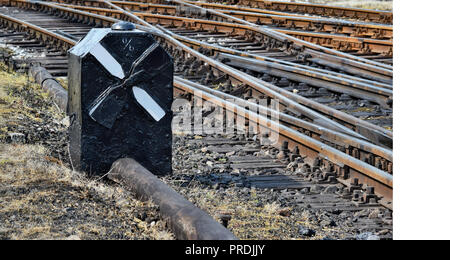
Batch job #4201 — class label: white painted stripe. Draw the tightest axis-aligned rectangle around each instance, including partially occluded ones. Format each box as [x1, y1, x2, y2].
[132, 87, 166, 122]
[90, 43, 125, 79]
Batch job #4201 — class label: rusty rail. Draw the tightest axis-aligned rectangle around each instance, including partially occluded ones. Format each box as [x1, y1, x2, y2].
[205, 9, 392, 39]
[51, 2, 393, 56]
[0, 11, 74, 51]
[216, 52, 392, 107]
[49, 0, 393, 40]
[174, 77, 393, 208]
[47, 3, 393, 105]
[35, 0, 393, 82]
[167, 0, 393, 71]
[176, 76, 393, 164]
[157, 27, 392, 90]
[198, 0, 393, 24]
[61, 0, 394, 143]
[3, 1, 394, 146]
[94, 1, 381, 139]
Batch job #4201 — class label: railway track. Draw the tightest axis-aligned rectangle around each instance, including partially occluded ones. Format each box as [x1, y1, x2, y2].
[167, 118, 393, 239]
[0, 0, 393, 237]
[18, 1, 391, 136]
[47, 0, 393, 64]
[9, 0, 393, 83]
[0, 2, 390, 142]
[197, 0, 393, 24]
[51, 0, 393, 41]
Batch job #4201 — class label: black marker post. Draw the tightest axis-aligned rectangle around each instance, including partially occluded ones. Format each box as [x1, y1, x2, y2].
[68, 21, 174, 175]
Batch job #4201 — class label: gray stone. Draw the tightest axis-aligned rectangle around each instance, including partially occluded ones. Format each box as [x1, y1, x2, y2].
[368, 209, 381, 219]
[299, 187, 310, 194]
[8, 133, 25, 143]
[356, 232, 380, 240]
[310, 185, 324, 193]
[299, 226, 315, 237]
[323, 185, 338, 194]
[321, 219, 337, 227]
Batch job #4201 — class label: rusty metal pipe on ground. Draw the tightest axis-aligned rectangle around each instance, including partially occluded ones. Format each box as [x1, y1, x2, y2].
[107, 158, 238, 240]
[29, 65, 68, 111]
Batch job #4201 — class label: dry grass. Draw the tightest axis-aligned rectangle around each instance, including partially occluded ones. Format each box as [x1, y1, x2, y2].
[0, 144, 174, 240]
[171, 185, 331, 240]
[0, 63, 174, 240]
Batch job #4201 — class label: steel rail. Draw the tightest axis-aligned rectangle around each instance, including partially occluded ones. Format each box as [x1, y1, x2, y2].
[182, 1, 387, 23]
[182, 1, 391, 26]
[41, 0, 393, 79]
[218, 52, 393, 96]
[95, 0, 394, 145]
[216, 52, 392, 107]
[176, 76, 393, 164]
[49, 0, 393, 40]
[0, 10, 393, 169]
[201, 9, 393, 39]
[156, 27, 393, 90]
[100, 0, 394, 149]
[53, 2, 393, 83]
[4, 1, 393, 147]
[46, 4, 394, 103]
[48, 2, 393, 56]
[0, 11, 75, 48]
[20, 0, 367, 138]
[199, 0, 393, 24]
[173, 78, 393, 207]
[167, 0, 393, 71]
[60, 0, 393, 143]
[6, 0, 392, 144]
[93, 0, 378, 138]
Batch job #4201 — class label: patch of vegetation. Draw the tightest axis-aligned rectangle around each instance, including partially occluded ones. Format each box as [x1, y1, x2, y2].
[169, 183, 334, 240]
[0, 144, 173, 240]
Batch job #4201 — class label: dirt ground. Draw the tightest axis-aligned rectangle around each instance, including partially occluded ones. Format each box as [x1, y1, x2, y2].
[0, 63, 174, 240]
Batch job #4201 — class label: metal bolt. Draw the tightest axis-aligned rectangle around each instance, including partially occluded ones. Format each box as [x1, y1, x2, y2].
[111, 21, 136, 31]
